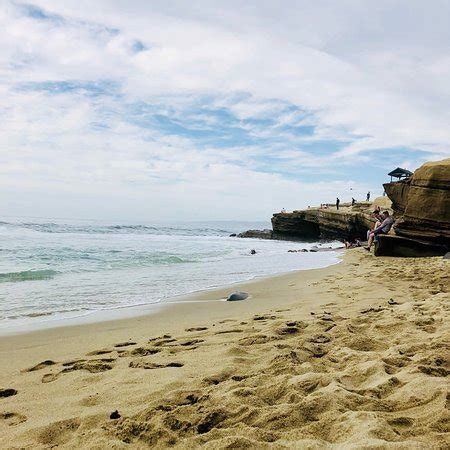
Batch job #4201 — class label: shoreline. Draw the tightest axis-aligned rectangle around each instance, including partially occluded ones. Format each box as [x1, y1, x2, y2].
[1, 249, 448, 448]
[0, 251, 343, 337]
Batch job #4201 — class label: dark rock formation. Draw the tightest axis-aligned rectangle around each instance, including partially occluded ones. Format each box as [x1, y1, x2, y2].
[374, 235, 448, 257]
[271, 206, 381, 241]
[237, 229, 273, 239]
[384, 158, 450, 246]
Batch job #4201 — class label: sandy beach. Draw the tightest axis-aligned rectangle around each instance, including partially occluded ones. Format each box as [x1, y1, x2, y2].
[0, 249, 448, 448]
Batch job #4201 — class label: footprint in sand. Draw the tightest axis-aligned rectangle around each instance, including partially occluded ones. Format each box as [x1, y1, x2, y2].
[42, 359, 115, 383]
[178, 339, 204, 346]
[86, 349, 113, 356]
[203, 370, 232, 386]
[0, 388, 18, 398]
[119, 347, 161, 357]
[0, 411, 27, 426]
[215, 329, 244, 335]
[253, 314, 277, 321]
[239, 334, 274, 346]
[418, 366, 449, 377]
[37, 418, 81, 446]
[22, 360, 56, 372]
[149, 337, 177, 346]
[114, 341, 137, 348]
[275, 320, 308, 336]
[129, 361, 183, 369]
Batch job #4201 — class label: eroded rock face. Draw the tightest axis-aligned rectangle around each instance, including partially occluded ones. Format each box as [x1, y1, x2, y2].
[236, 229, 273, 239]
[384, 159, 450, 245]
[374, 235, 448, 257]
[271, 206, 379, 241]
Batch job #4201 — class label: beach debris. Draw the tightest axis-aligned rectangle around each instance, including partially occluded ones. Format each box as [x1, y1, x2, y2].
[229, 233, 237, 237]
[110, 410, 121, 420]
[185, 327, 208, 332]
[250, 249, 256, 254]
[0, 388, 18, 398]
[388, 298, 399, 305]
[226, 292, 248, 301]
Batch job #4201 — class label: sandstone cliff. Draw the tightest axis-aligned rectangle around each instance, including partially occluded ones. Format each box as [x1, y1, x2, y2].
[271, 199, 389, 240]
[383, 158, 450, 245]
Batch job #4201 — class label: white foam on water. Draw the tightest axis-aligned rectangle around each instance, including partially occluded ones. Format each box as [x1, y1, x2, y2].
[0, 218, 342, 333]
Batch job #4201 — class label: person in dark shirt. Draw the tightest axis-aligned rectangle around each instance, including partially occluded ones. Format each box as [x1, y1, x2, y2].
[367, 191, 371, 201]
[365, 211, 394, 251]
[336, 197, 340, 210]
[351, 197, 356, 206]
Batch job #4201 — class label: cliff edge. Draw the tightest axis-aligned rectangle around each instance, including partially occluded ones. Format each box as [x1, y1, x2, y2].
[271, 199, 390, 241]
[383, 158, 450, 245]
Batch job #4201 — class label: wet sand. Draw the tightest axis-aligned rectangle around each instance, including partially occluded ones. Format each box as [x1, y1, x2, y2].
[0, 249, 448, 448]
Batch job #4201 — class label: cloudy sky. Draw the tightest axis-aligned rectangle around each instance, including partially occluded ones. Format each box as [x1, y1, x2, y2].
[1, 0, 449, 221]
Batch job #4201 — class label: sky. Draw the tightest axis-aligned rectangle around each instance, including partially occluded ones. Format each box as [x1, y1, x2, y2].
[0, 0, 449, 222]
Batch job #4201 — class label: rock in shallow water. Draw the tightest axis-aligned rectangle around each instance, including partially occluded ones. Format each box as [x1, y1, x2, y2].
[227, 292, 248, 301]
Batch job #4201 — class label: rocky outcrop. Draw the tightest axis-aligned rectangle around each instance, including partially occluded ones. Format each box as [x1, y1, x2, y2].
[237, 229, 273, 239]
[384, 158, 450, 246]
[374, 235, 448, 257]
[271, 201, 386, 241]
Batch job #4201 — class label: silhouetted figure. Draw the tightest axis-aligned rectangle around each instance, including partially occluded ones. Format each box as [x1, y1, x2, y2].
[366, 191, 370, 201]
[351, 197, 356, 206]
[336, 197, 340, 210]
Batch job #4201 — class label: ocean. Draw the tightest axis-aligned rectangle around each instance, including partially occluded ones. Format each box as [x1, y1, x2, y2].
[0, 218, 341, 333]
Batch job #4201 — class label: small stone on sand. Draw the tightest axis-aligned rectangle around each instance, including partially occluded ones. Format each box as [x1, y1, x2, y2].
[227, 292, 249, 301]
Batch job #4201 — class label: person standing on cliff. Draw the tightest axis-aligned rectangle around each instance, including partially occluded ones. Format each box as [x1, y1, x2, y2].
[336, 197, 340, 210]
[351, 197, 356, 206]
[367, 191, 370, 201]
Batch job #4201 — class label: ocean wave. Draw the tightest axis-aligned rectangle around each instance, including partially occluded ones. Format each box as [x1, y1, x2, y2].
[0, 269, 59, 283]
[0, 221, 238, 237]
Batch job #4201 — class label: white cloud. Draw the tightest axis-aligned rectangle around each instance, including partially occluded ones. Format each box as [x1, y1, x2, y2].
[0, 0, 449, 220]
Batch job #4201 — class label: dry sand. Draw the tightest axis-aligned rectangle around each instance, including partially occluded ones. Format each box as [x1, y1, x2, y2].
[0, 250, 448, 448]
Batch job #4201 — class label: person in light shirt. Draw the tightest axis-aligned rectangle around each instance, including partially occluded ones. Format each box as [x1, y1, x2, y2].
[365, 211, 394, 251]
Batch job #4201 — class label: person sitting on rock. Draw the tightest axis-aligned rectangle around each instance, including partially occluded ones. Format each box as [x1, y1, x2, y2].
[344, 238, 361, 249]
[367, 207, 383, 240]
[365, 211, 394, 251]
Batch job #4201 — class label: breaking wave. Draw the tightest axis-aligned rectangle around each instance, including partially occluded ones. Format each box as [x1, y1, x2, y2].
[0, 269, 60, 283]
